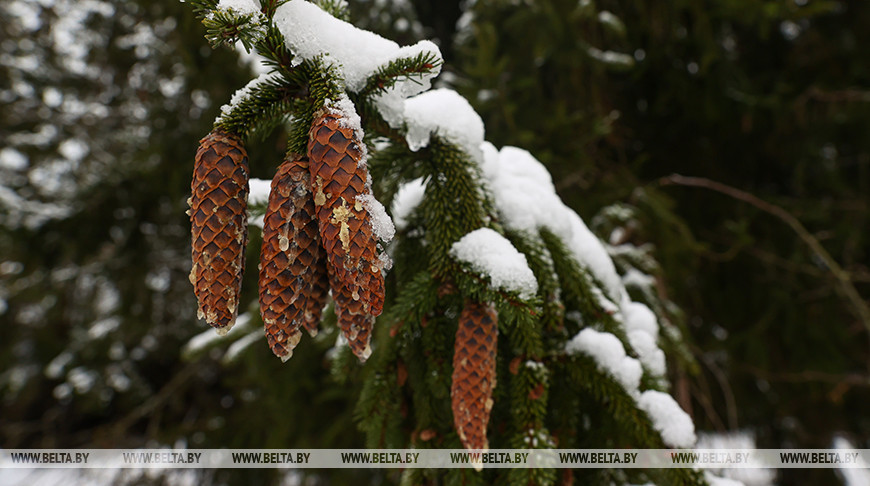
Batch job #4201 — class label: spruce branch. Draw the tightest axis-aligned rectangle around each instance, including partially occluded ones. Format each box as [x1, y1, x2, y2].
[360, 52, 444, 98]
[202, 8, 267, 51]
[214, 75, 305, 139]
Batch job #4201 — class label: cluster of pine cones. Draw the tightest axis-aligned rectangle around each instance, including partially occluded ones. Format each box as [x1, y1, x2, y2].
[189, 107, 385, 362]
[188, 104, 498, 451]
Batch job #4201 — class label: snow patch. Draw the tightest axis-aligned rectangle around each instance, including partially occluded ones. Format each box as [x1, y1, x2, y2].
[482, 144, 623, 302]
[566, 328, 642, 394]
[391, 177, 426, 230]
[637, 390, 696, 448]
[357, 193, 395, 242]
[247, 177, 271, 206]
[217, 73, 278, 122]
[402, 89, 484, 162]
[450, 228, 538, 300]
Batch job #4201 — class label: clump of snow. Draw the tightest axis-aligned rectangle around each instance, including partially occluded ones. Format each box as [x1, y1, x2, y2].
[621, 301, 665, 376]
[218, 0, 261, 16]
[274, 0, 441, 94]
[217, 72, 278, 122]
[566, 328, 642, 394]
[357, 193, 395, 242]
[391, 177, 426, 230]
[626, 329, 666, 377]
[0, 147, 28, 171]
[622, 267, 655, 289]
[402, 89, 485, 162]
[481, 144, 623, 302]
[637, 390, 696, 448]
[247, 177, 271, 206]
[622, 301, 659, 337]
[449, 228, 538, 300]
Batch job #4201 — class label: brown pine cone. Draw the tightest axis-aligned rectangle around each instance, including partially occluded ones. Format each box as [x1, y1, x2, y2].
[308, 108, 385, 317]
[451, 301, 498, 451]
[330, 272, 374, 362]
[189, 129, 249, 335]
[258, 155, 329, 361]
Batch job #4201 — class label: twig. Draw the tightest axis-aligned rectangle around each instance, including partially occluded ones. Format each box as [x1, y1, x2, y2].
[659, 174, 870, 356]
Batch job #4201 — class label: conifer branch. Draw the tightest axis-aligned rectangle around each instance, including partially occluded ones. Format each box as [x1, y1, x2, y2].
[360, 53, 443, 99]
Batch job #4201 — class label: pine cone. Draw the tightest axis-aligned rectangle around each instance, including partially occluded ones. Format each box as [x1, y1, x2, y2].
[258, 155, 329, 361]
[189, 129, 249, 335]
[330, 272, 374, 362]
[308, 108, 385, 317]
[451, 301, 498, 451]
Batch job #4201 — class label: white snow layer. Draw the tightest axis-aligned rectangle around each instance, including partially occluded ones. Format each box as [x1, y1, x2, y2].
[622, 301, 666, 376]
[480, 144, 623, 302]
[391, 177, 426, 230]
[274, 0, 441, 93]
[247, 177, 271, 206]
[450, 228, 538, 300]
[357, 193, 395, 242]
[401, 89, 484, 162]
[637, 390, 696, 448]
[218, 0, 261, 16]
[218, 72, 278, 122]
[566, 328, 642, 394]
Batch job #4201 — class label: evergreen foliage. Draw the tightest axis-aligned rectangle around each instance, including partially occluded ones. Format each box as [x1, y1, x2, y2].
[178, 1, 709, 484]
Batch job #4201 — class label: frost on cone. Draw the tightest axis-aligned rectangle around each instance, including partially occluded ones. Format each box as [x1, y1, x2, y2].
[189, 129, 249, 335]
[308, 108, 385, 317]
[258, 155, 329, 361]
[330, 273, 374, 362]
[451, 301, 498, 452]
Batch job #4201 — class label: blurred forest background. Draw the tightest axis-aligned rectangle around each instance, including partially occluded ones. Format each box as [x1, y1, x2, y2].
[1, 0, 868, 485]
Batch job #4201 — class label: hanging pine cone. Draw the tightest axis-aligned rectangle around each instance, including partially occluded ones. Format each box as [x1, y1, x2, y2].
[451, 301, 498, 451]
[189, 129, 249, 335]
[330, 272, 374, 362]
[307, 107, 385, 317]
[258, 155, 329, 361]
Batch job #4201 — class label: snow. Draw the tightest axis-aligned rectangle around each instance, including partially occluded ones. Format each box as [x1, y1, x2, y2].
[247, 177, 271, 206]
[217, 0, 261, 16]
[391, 177, 426, 230]
[329, 95, 366, 160]
[834, 436, 870, 486]
[274, 0, 441, 94]
[637, 390, 696, 448]
[357, 193, 395, 242]
[704, 473, 747, 486]
[0, 147, 28, 171]
[621, 301, 665, 376]
[402, 89, 485, 162]
[622, 267, 655, 289]
[622, 301, 659, 337]
[481, 144, 624, 302]
[222, 330, 261, 364]
[566, 328, 642, 394]
[182, 312, 253, 359]
[450, 228, 538, 300]
[217, 72, 278, 122]
[697, 431, 776, 486]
